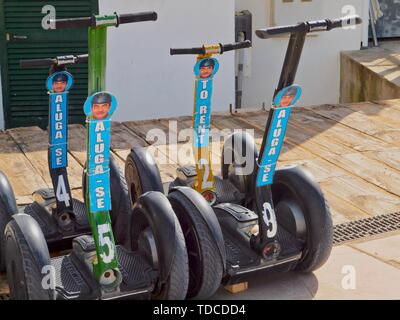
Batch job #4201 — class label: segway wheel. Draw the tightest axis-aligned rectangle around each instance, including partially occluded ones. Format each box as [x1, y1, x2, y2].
[0, 171, 18, 271]
[5, 218, 54, 300]
[131, 191, 188, 300]
[125, 147, 164, 205]
[221, 132, 259, 207]
[155, 215, 188, 300]
[0, 211, 9, 271]
[168, 188, 225, 299]
[272, 166, 333, 272]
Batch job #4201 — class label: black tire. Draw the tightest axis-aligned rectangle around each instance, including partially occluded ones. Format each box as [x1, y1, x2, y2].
[272, 166, 333, 272]
[131, 192, 188, 300]
[0, 207, 10, 272]
[0, 171, 18, 272]
[155, 214, 188, 300]
[125, 148, 164, 206]
[5, 218, 54, 300]
[82, 156, 132, 248]
[221, 132, 259, 208]
[168, 188, 224, 299]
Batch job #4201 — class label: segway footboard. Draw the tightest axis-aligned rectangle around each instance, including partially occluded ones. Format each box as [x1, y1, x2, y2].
[51, 236, 155, 300]
[22, 198, 89, 248]
[213, 203, 303, 285]
[171, 165, 245, 205]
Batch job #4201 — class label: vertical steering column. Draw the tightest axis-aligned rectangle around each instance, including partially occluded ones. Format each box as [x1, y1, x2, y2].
[85, 25, 120, 289]
[47, 66, 74, 225]
[193, 45, 221, 204]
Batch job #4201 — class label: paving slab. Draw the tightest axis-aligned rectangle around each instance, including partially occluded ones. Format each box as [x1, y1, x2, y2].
[212, 235, 400, 300]
[350, 233, 400, 269]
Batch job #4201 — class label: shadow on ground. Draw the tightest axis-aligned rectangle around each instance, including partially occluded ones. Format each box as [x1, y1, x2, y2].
[212, 271, 318, 300]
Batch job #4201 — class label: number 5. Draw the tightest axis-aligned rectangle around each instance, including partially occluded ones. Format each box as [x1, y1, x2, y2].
[98, 223, 115, 264]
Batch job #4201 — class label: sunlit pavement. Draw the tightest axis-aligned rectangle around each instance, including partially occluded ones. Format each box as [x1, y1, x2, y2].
[212, 233, 400, 300]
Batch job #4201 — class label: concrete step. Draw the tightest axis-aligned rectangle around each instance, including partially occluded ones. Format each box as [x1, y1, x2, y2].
[341, 41, 400, 104]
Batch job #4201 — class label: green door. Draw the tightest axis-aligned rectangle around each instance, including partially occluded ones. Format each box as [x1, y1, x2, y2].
[0, 0, 98, 129]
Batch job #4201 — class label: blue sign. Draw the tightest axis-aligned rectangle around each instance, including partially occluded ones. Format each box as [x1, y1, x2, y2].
[256, 85, 302, 187]
[193, 58, 219, 148]
[47, 71, 73, 170]
[84, 92, 117, 213]
[49, 92, 67, 168]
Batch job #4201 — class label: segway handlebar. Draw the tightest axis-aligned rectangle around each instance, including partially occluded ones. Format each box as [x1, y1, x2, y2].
[256, 15, 362, 39]
[170, 40, 251, 55]
[20, 54, 88, 68]
[51, 12, 158, 29]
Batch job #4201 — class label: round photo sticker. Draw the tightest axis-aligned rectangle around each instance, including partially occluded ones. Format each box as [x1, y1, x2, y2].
[46, 71, 73, 93]
[274, 85, 302, 108]
[194, 57, 220, 79]
[84, 91, 117, 121]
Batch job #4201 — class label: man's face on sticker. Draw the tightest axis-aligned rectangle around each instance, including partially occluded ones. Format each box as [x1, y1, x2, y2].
[91, 102, 111, 120]
[52, 80, 67, 93]
[200, 65, 214, 79]
[280, 94, 295, 107]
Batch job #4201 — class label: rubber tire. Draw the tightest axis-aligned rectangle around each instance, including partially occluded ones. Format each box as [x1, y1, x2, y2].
[124, 148, 164, 206]
[131, 192, 188, 300]
[154, 214, 188, 300]
[221, 132, 259, 208]
[272, 166, 333, 272]
[82, 157, 132, 248]
[168, 190, 224, 299]
[0, 207, 10, 272]
[4, 219, 54, 300]
[0, 172, 18, 272]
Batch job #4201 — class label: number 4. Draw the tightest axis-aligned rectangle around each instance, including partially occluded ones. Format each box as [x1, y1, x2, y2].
[56, 175, 71, 207]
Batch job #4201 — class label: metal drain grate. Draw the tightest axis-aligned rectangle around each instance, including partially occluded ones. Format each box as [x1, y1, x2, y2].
[333, 212, 400, 245]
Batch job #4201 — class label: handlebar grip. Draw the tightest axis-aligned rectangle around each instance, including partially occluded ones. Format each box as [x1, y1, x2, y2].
[328, 15, 363, 30]
[170, 40, 251, 55]
[256, 23, 308, 39]
[20, 58, 57, 68]
[75, 54, 88, 63]
[52, 17, 92, 29]
[256, 15, 362, 39]
[118, 12, 158, 25]
[221, 40, 251, 53]
[20, 54, 89, 68]
[52, 11, 158, 29]
[170, 47, 205, 55]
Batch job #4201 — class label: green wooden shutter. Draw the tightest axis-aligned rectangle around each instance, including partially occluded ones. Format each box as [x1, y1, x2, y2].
[0, 0, 98, 129]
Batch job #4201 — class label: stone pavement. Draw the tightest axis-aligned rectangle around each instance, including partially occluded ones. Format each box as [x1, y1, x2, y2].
[212, 232, 400, 300]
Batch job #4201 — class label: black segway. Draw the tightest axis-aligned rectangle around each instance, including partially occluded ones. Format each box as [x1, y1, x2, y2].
[4, 12, 188, 300]
[0, 54, 90, 272]
[126, 16, 362, 290]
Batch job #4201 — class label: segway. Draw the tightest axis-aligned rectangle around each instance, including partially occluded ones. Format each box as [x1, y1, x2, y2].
[4, 12, 188, 300]
[124, 41, 250, 298]
[0, 54, 91, 272]
[126, 16, 362, 290]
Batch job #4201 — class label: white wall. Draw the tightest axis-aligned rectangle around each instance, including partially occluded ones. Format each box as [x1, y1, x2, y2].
[235, 0, 368, 108]
[99, 0, 235, 122]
